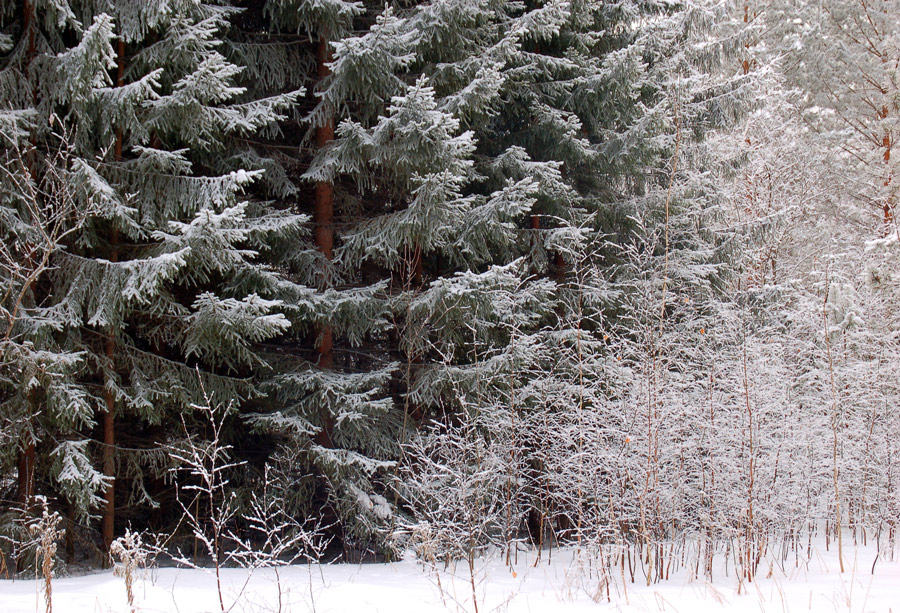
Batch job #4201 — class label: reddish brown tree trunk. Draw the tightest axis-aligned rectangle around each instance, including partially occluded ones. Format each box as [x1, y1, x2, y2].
[530, 215, 543, 275]
[742, 5, 751, 75]
[409, 243, 422, 287]
[114, 39, 125, 158]
[101, 322, 116, 558]
[531, 213, 566, 277]
[882, 106, 894, 232]
[101, 39, 126, 560]
[554, 251, 566, 278]
[313, 33, 335, 447]
[65, 504, 75, 563]
[314, 33, 335, 265]
[15, 423, 35, 572]
[16, 437, 35, 506]
[15, 1, 38, 523]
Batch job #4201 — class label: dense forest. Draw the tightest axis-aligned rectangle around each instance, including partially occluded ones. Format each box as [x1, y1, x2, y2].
[1, 0, 898, 583]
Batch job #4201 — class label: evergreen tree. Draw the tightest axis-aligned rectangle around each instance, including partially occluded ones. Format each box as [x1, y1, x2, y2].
[0, 0, 302, 565]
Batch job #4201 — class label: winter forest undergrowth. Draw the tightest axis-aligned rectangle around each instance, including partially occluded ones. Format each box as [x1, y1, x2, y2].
[2, 0, 900, 610]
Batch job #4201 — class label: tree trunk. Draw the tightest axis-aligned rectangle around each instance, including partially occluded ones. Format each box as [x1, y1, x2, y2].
[14, 426, 35, 573]
[410, 243, 422, 287]
[15, 0, 37, 525]
[16, 437, 35, 507]
[101, 327, 116, 559]
[881, 105, 894, 233]
[313, 33, 335, 447]
[101, 38, 126, 561]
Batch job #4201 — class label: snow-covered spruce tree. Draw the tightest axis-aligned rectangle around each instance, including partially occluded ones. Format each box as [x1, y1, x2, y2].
[0, 103, 101, 572]
[231, 2, 403, 556]
[0, 1, 301, 565]
[0, 3, 111, 569]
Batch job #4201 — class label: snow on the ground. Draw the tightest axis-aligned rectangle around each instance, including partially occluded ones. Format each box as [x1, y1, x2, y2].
[4, 541, 898, 612]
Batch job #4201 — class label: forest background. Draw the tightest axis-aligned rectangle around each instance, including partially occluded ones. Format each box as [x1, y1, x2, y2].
[1, 0, 899, 584]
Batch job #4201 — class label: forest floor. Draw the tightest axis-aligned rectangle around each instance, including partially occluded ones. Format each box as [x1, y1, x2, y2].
[4, 539, 897, 612]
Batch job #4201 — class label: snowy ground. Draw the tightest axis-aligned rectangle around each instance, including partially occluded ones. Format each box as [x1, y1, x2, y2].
[4, 541, 898, 612]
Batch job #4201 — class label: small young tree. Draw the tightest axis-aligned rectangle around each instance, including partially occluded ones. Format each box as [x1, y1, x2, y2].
[165, 378, 244, 613]
[227, 462, 330, 613]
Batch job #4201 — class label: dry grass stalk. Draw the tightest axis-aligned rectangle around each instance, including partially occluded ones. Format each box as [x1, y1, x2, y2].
[29, 498, 64, 613]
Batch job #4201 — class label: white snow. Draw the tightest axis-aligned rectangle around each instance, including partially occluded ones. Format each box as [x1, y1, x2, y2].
[4, 540, 898, 613]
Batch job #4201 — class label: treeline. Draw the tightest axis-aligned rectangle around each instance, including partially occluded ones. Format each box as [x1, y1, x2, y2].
[1, 0, 899, 578]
